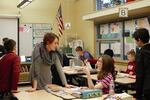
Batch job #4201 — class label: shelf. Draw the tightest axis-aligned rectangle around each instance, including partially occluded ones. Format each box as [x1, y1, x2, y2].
[21, 62, 32, 65]
[83, 0, 150, 23]
[19, 72, 30, 84]
[96, 38, 121, 42]
[33, 36, 43, 38]
[32, 28, 51, 30]
[18, 81, 30, 85]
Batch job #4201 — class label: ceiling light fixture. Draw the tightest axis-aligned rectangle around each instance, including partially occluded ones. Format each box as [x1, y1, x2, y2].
[17, 0, 33, 9]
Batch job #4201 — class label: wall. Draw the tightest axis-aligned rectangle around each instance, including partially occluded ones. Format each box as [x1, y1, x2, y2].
[0, 0, 76, 44]
[0, 0, 95, 56]
[74, 0, 95, 55]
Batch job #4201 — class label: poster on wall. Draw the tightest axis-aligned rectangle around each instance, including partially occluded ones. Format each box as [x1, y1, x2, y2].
[124, 17, 150, 55]
[100, 24, 109, 34]
[99, 24, 109, 39]
[111, 42, 121, 55]
[137, 17, 150, 32]
[124, 20, 136, 54]
[101, 43, 109, 54]
[110, 22, 122, 38]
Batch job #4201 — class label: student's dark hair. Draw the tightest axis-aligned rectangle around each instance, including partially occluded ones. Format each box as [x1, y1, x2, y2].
[2, 38, 9, 43]
[75, 46, 83, 51]
[104, 49, 114, 58]
[43, 32, 59, 46]
[4, 39, 16, 52]
[97, 55, 116, 80]
[133, 28, 150, 43]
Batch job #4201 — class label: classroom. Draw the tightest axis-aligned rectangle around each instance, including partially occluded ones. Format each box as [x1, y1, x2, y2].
[0, 0, 150, 100]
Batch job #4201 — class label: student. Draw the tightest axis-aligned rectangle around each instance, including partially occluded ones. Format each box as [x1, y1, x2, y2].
[28, 33, 73, 92]
[76, 46, 96, 68]
[104, 49, 114, 58]
[0, 39, 20, 99]
[76, 46, 93, 61]
[0, 44, 5, 57]
[126, 49, 136, 75]
[2, 38, 9, 44]
[104, 49, 115, 63]
[83, 55, 115, 94]
[133, 28, 150, 100]
[0, 38, 9, 57]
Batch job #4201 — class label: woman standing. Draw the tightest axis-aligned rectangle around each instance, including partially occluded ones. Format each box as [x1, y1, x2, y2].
[29, 32, 71, 91]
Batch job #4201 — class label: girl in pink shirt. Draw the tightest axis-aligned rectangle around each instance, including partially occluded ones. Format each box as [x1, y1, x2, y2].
[83, 55, 115, 94]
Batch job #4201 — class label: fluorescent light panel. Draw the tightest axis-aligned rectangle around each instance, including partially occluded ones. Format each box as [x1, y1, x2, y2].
[17, 0, 33, 9]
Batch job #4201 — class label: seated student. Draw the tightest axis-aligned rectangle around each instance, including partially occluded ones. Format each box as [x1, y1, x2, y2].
[104, 49, 114, 63]
[104, 49, 114, 58]
[126, 49, 136, 75]
[0, 39, 20, 99]
[83, 55, 116, 94]
[76, 46, 97, 68]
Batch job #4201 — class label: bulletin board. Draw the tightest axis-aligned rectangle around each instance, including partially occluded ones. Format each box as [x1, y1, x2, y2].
[99, 22, 122, 56]
[19, 23, 52, 56]
[124, 17, 150, 54]
[124, 19, 136, 54]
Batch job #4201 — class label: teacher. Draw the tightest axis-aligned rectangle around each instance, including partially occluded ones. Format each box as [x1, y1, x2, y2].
[29, 32, 70, 91]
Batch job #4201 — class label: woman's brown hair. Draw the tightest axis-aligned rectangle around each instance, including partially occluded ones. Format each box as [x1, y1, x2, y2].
[43, 32, 59, 46]
[97, 55, 116, 80]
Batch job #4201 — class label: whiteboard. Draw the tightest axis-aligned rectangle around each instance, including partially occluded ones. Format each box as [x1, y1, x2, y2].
[19, 24, 33, 56]
[0, 18, 18, 53]
[19, 23, 52, 56]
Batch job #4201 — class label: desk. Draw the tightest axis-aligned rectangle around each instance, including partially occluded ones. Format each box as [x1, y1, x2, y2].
[63, 66, 97, 75]
[15, 86, 133, 100]
[14, 90, 62, 100]
[14, 91, 107, 100]
[14, 90, 133, 100]
[81, 73, 136, 85]
[63, 67, 97, 86]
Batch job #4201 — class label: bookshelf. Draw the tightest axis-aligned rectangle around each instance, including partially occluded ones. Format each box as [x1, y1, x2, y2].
[19, 62, 32, 84]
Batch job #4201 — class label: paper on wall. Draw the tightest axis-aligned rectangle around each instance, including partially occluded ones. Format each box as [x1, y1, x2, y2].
[101, 44, 109, 53]
[111, 43, 121, 54]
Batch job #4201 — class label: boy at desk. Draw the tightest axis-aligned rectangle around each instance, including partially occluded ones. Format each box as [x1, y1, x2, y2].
[120, 49, 136, 76]
[83, 55, 116, 94]
[126, 49, 136, 75]
[75, 46, 97, 68]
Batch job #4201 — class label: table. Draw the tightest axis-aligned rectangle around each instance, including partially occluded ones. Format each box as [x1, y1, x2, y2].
[14, 90, 62, 100]
[15, 86, 133, 100]
[63, 66, 97, 75]
[81, 73, 136, 85]
[14, 90, 107, 100]
[63, 66, 97, 86]
[14, 90, 133, 100]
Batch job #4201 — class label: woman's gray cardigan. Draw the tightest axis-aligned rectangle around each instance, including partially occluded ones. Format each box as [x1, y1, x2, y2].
[29, 43, 67, 89]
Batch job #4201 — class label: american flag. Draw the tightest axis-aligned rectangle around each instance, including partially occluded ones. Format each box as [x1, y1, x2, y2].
[56, 5, 64, 36]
